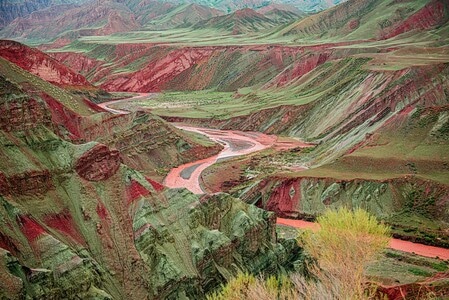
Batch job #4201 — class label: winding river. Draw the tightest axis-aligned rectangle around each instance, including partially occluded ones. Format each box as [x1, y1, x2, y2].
[101, 94, 449, 260]
[164, 125, 280, 194]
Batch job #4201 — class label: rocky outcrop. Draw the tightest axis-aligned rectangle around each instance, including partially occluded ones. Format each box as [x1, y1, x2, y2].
[2, 171, 53, 196]
[0, 95, 53, 132]
[80, 111, 223, 178]
[75, 144, 121, 181]
[378, 272, 449, 299]
[133, 189, 299, 299]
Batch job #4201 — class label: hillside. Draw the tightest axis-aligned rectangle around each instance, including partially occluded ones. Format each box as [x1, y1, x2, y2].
[0, 0, 89, 28]
[124, 0, 175, 25]
[145, 3, 224, 29]
[167, 0, 347, 13]
[193, 8, 279, 34]
[257, 4, 305, 23]
[0, 0, 139, 42]
[42, 0, 449, 246]
[0, 40, 92, 88]
[277, 0, 449, 40]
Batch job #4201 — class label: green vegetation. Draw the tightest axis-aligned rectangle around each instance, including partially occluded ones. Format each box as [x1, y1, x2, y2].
[366, 249, 448, 285]
[207, 273, 296, 300]
[208, 208, 391, 300]
[135, 90, 236, 119]
[0, 58, 96, 116]
[299, 208, 391, 299]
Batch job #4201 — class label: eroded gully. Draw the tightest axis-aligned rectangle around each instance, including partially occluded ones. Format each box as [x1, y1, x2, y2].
[101, 95, 449, 260]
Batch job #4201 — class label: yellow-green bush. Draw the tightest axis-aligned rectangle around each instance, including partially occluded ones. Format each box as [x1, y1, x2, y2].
[298, 207, 391, 299]
[207, 208, 391, 300]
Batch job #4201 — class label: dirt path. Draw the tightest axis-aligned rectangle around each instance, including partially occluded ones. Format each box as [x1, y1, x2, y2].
[277, 217, 449, 260]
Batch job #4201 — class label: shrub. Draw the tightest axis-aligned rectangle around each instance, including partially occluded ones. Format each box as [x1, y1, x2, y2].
[298, 207, 391, 299]
[207, 208, 391, 300]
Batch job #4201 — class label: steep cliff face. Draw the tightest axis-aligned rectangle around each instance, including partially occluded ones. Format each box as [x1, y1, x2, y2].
[74, 143, 122, 181]
[81, 110, 223, 178]
[242, 176, 449, 244]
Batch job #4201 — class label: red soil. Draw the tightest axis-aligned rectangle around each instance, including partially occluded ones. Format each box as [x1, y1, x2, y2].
[96, 202, 109, 220]
[75, 144, 121, 181]
[266, 179, 301, 216]
[40, 93, 83, 139]
[18, 216, 46, 242]
[0, 232, 19, 255]
[378, 272, 449, 299]
[277, 217, 449, 260]
[44, 211, 84, 245]
[381, 0, 446, 40]
[0, 40, 92, 88]
[268, 52, 331, 88]
[127, 180, 151, 204]
[146, 177, 164, 192]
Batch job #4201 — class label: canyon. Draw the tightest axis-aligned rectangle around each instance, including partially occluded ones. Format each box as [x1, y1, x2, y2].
[0, 0, 448, 298]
